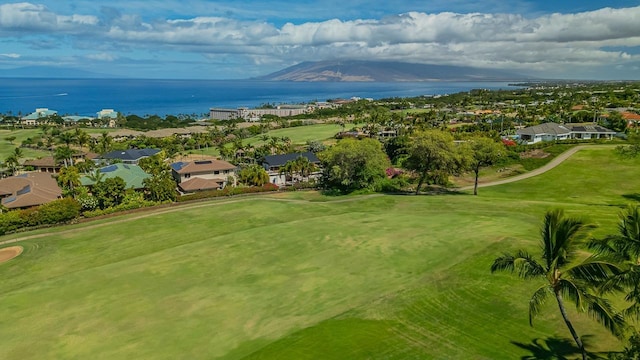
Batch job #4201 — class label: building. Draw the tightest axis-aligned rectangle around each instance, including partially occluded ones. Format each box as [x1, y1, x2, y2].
[262, 152, 321, 186]
[80, 163, 151, 190]
[96, 148, 161, 165]
[517, 123, 616, 144]
[96, 109, 119, 128]
[209, 105, 310, 121]
[171, 159, 237, 193]
[0, 172, 62, 209]
[21, 108, 58, 126]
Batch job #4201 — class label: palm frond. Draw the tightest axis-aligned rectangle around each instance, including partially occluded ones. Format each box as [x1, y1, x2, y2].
[557, 278, 585, 311]
[540, 209, 593, 269]
[583, 293, 627, 338]
[491, 251, 545, 279]
[566, 259, 621, 284]
[529, 285, 552, 326]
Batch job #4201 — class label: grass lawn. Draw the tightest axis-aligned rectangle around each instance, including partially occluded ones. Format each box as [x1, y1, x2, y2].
[0, 128, 50, 160]
[0, 146, 636, 359]
[244, 123, 343, 147]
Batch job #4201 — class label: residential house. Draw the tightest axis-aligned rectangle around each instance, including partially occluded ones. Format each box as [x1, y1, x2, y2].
[262, 152, 321, 186]
[0, 172, 62, 209]
[80, 163, 151, 190]
[171, 159, 237, 193]
[96, 148, 161, 165]
[25, 151, 98, 174]
[517, 122, 615, 144]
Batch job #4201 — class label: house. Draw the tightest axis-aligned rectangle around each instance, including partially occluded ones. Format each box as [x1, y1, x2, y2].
[96, 148, 161, 165]
[0, 172, 62, 209]
[24, 152, 98, 174]
[262, 152, 321, 186]
[80, 163, 151, 189]
[171, 159, 237, 193]
[23, 157, 62, 174]
[517, 123, 615, 144]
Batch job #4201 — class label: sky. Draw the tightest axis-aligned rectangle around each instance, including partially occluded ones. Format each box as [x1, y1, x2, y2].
[1, 1, 640, 80]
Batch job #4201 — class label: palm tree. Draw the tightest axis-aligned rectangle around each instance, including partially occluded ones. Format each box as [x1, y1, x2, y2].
[491, 209, 625, 360]
[74, 128, 90, 151]
[589, 205, 640, 320]
[55, 145, 74, 167]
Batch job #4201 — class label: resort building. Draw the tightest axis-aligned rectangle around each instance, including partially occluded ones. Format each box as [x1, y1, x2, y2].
[0, 172, 62, 209]
[21, 108, 58, 126]
[209, 105, 310, 121]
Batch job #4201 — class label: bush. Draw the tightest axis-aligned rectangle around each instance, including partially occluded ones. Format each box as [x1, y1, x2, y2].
[176, 183, 279, 202]
[0, 198, 81, 235]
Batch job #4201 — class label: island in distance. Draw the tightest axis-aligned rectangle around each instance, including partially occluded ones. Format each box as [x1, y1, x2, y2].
[255, 60, 534, 82]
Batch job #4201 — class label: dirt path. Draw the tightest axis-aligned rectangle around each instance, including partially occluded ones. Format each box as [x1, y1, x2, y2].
[458, 144, 613, 191]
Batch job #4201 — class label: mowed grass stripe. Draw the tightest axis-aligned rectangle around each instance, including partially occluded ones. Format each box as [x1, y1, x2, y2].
[0, 147, 636, 359]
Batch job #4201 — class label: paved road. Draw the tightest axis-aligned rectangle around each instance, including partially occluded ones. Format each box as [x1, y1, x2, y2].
[459, 144, 612, 191]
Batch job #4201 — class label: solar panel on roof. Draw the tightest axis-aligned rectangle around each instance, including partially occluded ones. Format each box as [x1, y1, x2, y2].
[16, 185, 30, 195]
[195, 160, 212, 164]
[101, 165, 118, 173]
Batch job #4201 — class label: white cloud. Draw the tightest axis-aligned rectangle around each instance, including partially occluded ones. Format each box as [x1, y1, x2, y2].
[86, 53, 118, 61]
[1, 2, 640, 78]
[0, 53, 20, 58]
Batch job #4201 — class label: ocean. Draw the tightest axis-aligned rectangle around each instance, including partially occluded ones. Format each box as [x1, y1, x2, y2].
[0, 78, 519, 117]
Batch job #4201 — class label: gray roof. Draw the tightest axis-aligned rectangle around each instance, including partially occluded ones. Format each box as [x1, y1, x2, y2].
[101, 148, 160, 161]
[566, 124, 616, 134]
[517, 123, 571, 136]
[263, 152, 320, 167]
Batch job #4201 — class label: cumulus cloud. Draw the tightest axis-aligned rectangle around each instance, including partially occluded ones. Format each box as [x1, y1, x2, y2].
[1, 2, 640, 77]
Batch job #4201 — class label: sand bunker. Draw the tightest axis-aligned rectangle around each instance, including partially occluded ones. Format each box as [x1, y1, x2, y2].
[0, 246, 23, 264]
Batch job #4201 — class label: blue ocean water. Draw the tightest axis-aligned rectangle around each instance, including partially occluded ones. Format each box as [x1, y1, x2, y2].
[0, 78, 519, 117]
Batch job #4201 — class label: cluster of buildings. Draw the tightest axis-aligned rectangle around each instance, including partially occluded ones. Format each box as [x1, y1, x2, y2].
[0, 147, 322, 211]
[19, 108, 119, 127]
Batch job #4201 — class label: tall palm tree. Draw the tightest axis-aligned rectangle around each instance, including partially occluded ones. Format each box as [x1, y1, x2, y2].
[589, 205, 640, 320]
[491, 209, 625, 360]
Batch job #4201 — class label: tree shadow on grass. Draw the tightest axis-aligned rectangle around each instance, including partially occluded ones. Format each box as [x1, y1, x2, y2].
[511, 336, 608, 360]
[622, 193, 640, 203]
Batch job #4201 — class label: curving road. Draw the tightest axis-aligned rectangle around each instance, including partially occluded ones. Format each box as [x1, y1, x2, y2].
[458, 144, 612, 191]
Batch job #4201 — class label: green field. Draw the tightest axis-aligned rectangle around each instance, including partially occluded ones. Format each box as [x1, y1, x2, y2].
[0, 129, 50, 160]
[0, 147, 636, 359]
[244, 123, 344, 146]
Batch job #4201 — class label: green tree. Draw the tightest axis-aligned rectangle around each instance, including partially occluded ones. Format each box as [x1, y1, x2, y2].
[138, 151, 169, 176]
[93, 176, 127, 209]
[319, 138, 390, 192]
[238, 164, 269, 187]
[143, 170, 177, 202]
[4, 154, 19, 176]
[491, 209, 625, 360]
[58, 131, 76, 147]
[57, 166, 81, 196]
[467, 137, 505, 195]
[74, 128, 91, 151]
[54, 145, 74, 167]
[589, 205, 640, 320]
[404, 130, 464, 194]
[5, 136, 16, 144]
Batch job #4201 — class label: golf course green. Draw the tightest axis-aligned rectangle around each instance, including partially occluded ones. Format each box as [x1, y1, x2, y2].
[0, 146, 635, 359]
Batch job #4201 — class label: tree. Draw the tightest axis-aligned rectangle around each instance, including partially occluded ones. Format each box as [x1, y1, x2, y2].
[404, 130, 465, 194]
[143, 170, 177, 202]
[74, 128, 91, 151]
[58, 131, 76, 147]
[4, 154, 19, 175]
[5, 136, 16, 144]
[491, 209, 625, 360]
[467, 137, 505, 195]
[237, 164, 269, 187]
[54, 145, 74, 167]
[589, 205, 640, 320]
[57, 166, 81, 196]
[93, 176, 127, 209]
[319, 138, 390, 192]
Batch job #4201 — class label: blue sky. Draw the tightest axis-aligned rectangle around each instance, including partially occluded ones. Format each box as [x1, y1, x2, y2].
[1, 1, 640, 79]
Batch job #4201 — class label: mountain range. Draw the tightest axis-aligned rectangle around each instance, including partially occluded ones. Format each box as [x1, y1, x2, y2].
[255, 60, 531, 82]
